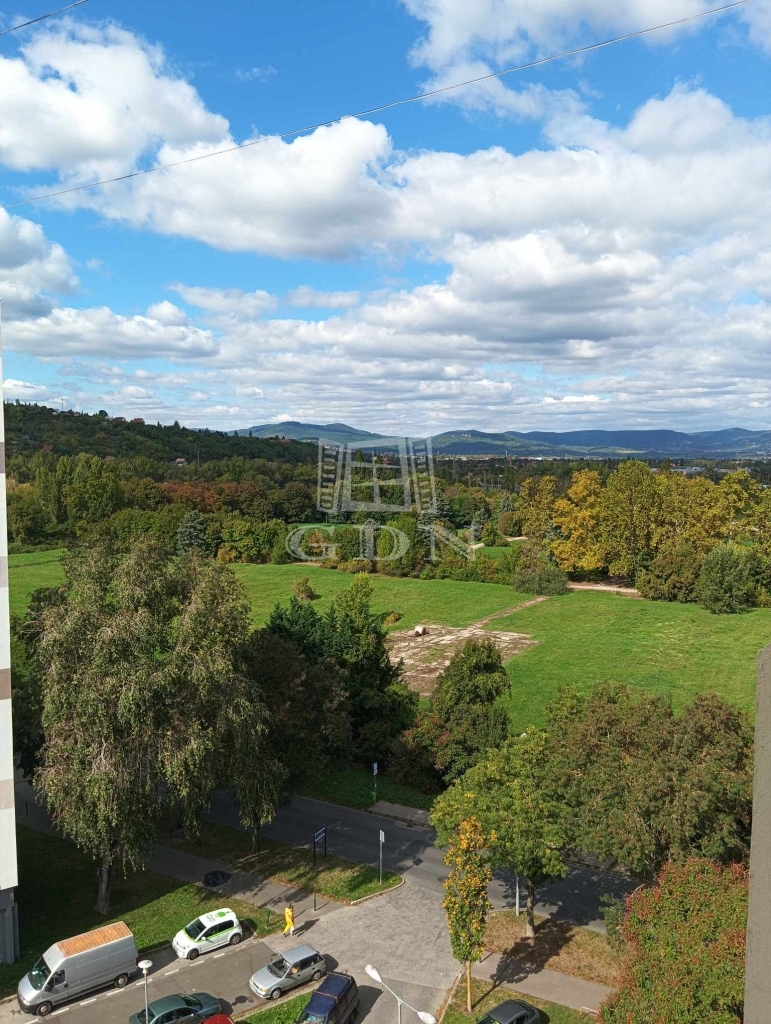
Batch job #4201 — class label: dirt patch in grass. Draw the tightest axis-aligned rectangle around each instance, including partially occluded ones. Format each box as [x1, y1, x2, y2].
[387, 624, 538, 695]
[486, 910, 622, 988]
[444, 976, 585, 1024]
[167, 821, 401, 903]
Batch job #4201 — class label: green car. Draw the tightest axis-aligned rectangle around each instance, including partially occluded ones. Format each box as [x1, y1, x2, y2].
[129, 992, 221, 1024]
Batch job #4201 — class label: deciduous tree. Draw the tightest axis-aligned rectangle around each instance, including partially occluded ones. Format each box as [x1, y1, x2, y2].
[551, 469, 606, 573]
[442, 818, 492, 1013]
[433, 730, 567, 941]
[600, 859, 747, 1024]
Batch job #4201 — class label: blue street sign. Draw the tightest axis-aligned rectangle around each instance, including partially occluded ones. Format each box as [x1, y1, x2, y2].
[372, 762, 378, 775]
[314, 827, 326, 842]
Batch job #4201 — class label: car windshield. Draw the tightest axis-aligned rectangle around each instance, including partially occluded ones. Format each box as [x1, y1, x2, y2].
[184, 918, 206, 940]
[299, 1012, 328, 1024]
[268, 957, 289, 977]
[476, 1014, 500, 1024]
[28, 957, 51, 991]
[135, 1012, 148, 1024]
[182, 996, 202, 1008]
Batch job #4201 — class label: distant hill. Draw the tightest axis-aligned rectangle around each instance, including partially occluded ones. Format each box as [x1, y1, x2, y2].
[233, 421, 385, 446]
[232, 420, 771, 457]
[4, 403, 315, 464]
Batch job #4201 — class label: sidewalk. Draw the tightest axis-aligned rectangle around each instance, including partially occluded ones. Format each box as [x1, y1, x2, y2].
[15, 776, 340, 927]
[471, 950, 615, 1014]
[370, 801, 431, 828]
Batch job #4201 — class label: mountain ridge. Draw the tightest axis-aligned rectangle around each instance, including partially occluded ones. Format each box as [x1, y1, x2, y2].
[233, 421, 771, 457]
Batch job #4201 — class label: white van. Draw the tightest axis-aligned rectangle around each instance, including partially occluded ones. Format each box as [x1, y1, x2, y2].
[171, 907, 243, 960]
[17, 921, 138, 1016]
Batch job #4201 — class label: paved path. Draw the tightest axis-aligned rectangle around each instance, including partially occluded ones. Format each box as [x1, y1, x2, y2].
[267, 883, 459, 1024]
[214, 794, 635, 931]
[472, 951, 614, 1014]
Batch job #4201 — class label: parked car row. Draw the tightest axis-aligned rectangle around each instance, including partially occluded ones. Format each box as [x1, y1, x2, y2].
[15, 912, 539, 1024]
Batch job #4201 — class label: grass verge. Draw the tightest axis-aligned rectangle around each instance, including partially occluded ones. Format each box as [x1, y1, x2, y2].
[0, 826, 281, 1001]
[8, 549, 66, 618]
[297, 765, 436, 812]
[167, 821, 401, 903]
[239, 991, 309, 1023]
[486, 911, 621, 988]
[445, 977, 586, 1024]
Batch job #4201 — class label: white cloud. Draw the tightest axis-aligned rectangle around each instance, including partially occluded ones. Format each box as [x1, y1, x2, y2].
[0, 23, 226, 179]
[0, 209, 77, 319]
[171, 285, 277, 318]
[234, 65, 276, 82]
[146, 300, 187, 325]
[5, 305, 218, 359]
[3, 378, 56, 400]
[286, 286, 361, 308]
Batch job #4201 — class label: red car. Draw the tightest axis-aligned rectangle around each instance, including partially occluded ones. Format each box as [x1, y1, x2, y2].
[205, 1017, 234, 1024]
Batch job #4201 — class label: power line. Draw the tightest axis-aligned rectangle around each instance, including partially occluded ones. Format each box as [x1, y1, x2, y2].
[0, 0, 88, 38]
[0, 0, 753, 211]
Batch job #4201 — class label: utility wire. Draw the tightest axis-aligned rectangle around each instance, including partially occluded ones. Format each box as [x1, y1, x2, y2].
[0, 0, 88, 37]
[0, 0, 753, 210]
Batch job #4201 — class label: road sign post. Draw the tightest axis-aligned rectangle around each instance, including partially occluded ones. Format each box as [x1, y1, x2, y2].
[313, 827, 325, 868]
[372, 762, 378, 804]
[313, 826, 326, 868]
[379, 829, 385, 885]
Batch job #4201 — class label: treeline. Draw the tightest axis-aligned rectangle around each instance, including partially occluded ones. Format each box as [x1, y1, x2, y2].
[4, 401, 315, 462]
[6, 450, 318, 552]
[12, 546, 415, 911]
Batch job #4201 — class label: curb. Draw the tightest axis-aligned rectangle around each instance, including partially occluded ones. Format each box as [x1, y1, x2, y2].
[349, 875, 405, 904]
[437, 971, 463, 1023]
[366, 808, 434, 831]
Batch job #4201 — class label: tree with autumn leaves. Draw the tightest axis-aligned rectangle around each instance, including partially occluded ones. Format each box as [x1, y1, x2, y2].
[442, 818, 492, 1013]
[600, 859, 747, 1024]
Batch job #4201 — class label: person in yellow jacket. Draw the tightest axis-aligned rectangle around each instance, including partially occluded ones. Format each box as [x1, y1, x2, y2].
[283, 904, 295, 937]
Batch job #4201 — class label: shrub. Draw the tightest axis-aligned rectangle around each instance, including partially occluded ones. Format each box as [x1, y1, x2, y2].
[497, 510, 521, 537]
[512, 542, 568, 595]
[386, 731, 443, 792]
[695, 542, 754, 614]
[636, 538, 703, 602]
[481, 521, 505, 547]
[599, 859, 747, 1024]
[292, 576, 317, 601]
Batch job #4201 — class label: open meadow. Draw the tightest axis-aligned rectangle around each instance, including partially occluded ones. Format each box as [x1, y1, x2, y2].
[9, 555, 771, 730]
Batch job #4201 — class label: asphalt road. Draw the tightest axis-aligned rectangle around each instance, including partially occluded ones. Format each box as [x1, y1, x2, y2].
[209, 792, 636, 929]
[0, 934, 276, 1024]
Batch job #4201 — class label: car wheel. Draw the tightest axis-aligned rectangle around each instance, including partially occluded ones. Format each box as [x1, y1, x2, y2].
[230, 932, 242, 946]
[36, 1003, 53, 1017]
[312, 970, 323, 981]
[270, 989, 282, 1001]
[188, 947, 200, 961]
[114, 973, 129, 988]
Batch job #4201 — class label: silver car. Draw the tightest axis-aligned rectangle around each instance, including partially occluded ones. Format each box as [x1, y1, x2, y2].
[249, 945, 327, 1000]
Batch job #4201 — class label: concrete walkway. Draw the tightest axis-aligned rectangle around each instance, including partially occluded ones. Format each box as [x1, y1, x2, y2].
[370, 801, 431, 828]
[471, 950, 615, 1014]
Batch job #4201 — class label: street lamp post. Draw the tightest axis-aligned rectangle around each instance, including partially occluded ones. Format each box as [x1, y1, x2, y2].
[365, 964, 436, 1024]
[138, 959, 153, 1023]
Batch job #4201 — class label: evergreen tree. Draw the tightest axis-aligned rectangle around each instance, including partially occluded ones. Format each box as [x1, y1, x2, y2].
[176, 509, 209, 556]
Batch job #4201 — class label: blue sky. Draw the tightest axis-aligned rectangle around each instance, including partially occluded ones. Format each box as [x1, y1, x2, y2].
[1, 0, 771, 433]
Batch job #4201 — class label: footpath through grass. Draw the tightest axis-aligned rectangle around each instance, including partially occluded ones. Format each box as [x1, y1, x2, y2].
[232, 563, 522, 629]
[0, 826, 280, 1001]
[494, 590, 771, 730]
[8, 549, 66, 618]
[167, 821, 401, 903]
[445, 977, 585, 1024]
[298, 765, 435, 811]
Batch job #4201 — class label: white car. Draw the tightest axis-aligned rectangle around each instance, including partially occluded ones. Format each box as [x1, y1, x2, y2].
[172, 908, 243, 960]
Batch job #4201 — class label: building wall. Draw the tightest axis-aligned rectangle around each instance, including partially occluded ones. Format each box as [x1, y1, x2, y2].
[744, 643, 771, 1021]
[0, 308, 20, 962]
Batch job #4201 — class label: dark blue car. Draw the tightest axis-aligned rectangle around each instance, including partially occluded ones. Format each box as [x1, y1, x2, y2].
[296, 972, 359, 1024]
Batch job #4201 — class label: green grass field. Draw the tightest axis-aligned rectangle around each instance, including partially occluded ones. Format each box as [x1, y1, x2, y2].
[232, 562, 523, 629]
[8, 549, 66, 618]
[297, 764, 436, 810]
[0, 826, 280, 1000]
[494, 590, 771, 729]
[9, 554, 770, 730]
